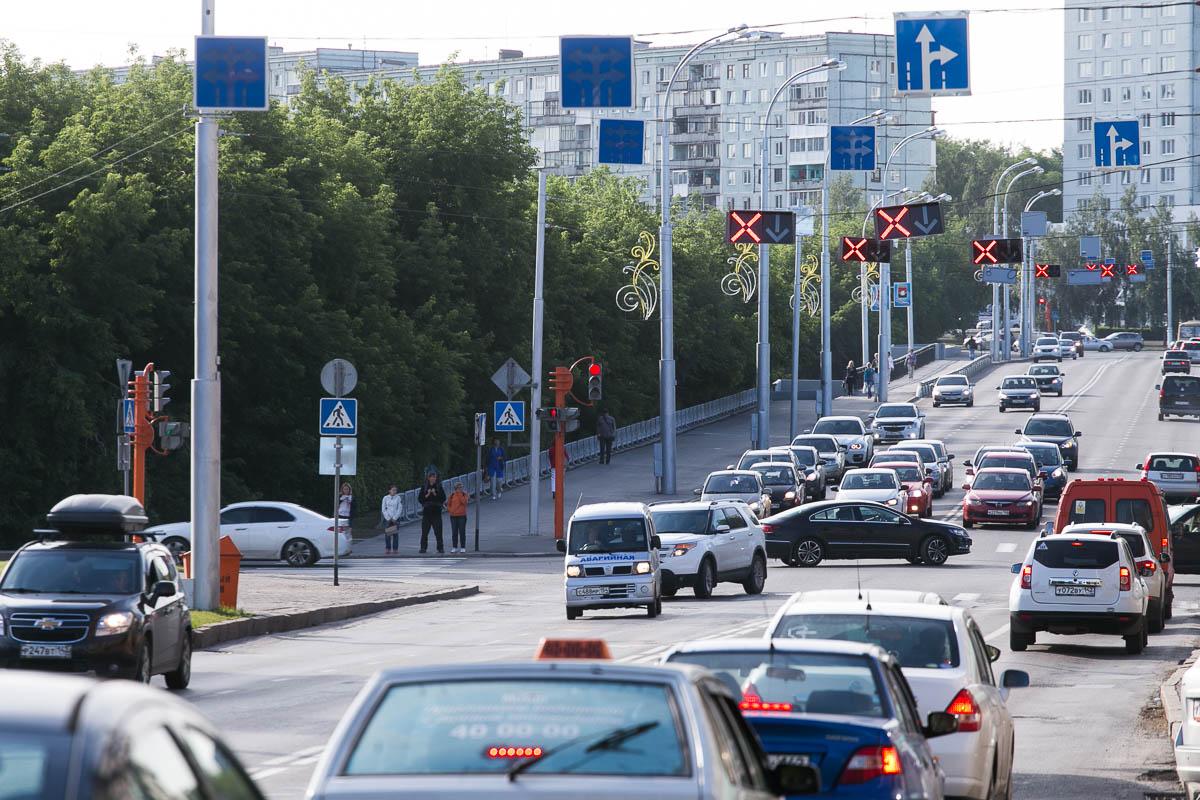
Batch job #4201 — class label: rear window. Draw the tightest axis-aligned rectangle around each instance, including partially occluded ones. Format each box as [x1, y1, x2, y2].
[788, 448, 818, 466]
[1020, 445, 1062, 467]
[891, 466, 922, 483]
[1034, 540, 1119, 569]
[704, 475, 760, 494]
[0, 733, 69, 800]
[770, 614, 960, 670]
[1164, 377, 1200, 396]
[1182, 343, 1200, 352]
[1149, 455, 1198, 471]
[754, 466, 793, 486]
[1023, 418, 1073, 436]
[793, 436, 839, 453]
[978, 456, 1034, 478]
[841, 472, 898, 491]
[1116, 499, 1154, 531]
[1066, 498, 1106, 524]
[813, 419, 864, 435]
[344, 679, 688, 777]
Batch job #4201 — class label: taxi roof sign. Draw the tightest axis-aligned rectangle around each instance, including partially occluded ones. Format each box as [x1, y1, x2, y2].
[534, 638, 612, 660]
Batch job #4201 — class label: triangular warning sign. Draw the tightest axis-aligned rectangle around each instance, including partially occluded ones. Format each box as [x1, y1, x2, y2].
[497, 403, 521, 427]
[322, 401, 354, 430]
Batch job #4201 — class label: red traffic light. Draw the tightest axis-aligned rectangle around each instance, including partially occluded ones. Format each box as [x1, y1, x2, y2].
[1038, 297, 1046, 305]
[588, 363, 601, 376]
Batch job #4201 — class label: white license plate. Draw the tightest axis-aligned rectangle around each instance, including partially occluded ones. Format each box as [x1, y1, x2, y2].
[986, 509, 1010, 516]
[1161, 473, 1185, 480]
[1176, 401, 1192, 407]
[1054, 585, 1096, 597]
[20, 644, 71, 659]
[576, 587, 607, 597]
[767, 754, 811, 768]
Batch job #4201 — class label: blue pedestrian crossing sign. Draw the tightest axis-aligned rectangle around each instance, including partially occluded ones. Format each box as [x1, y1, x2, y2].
[319, 398, 358, 437]
[830, 126, 876, 171]
[1094, 120, 1139, 168]
[895, 12, 971, 95]
[123, 399, 137, 434]
[493, 401, 526, 433]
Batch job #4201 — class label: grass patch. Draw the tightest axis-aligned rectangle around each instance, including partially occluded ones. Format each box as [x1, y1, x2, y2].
[191, 607, 252, 628]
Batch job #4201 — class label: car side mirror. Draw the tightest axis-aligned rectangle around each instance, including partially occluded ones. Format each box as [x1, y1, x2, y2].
[1162, 552, 1172, 563]
[866, 413, 875, 420]
[150, 580, 176, 601]
[1074, 432, 1082, 437]
[770, 763, 821, 796]
[1154, 385, 1161, 391]
[713, 524, 731, 534]
[995, 385, 1001, 390]
[556, 540, 566, 553]
[1014, 428, 1022, 435]
[1042, 521, 1054, 536]
[1010, 563, 1022, 574]
[924, 478, 933, 485]
[962, 483, 971, 491]
[923, 711, 959, 738]
[985, 644, 1001, 663]
[965, 468, 975, 477]
[918, 412, 926, 418]
[1135, 464, 1143, 470]
[1001, 669, 1031, 689]
[948, 454, 956, 460]
[693, 488, 702, 495]
[650, 535, 662, 550]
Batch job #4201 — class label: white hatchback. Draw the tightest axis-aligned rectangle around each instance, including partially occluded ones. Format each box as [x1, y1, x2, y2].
[1137, 451, 1200, 503]
[766, 599, 1028, 800]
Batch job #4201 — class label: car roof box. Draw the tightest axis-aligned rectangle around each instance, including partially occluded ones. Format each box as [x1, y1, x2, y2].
[45, 494, 148, 533]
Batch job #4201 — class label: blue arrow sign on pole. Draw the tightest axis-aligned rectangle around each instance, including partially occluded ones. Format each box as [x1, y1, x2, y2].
[830, 126, 876, 171]
[194, 36, 269, 111]
[1094, 120, 1140, 168]
[895, 12, 971, 95]
[598, 119, 644, 164]
[559, 36, 634, 109]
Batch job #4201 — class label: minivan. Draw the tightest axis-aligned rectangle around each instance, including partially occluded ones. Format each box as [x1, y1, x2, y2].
[1157, 375, 1200, 420]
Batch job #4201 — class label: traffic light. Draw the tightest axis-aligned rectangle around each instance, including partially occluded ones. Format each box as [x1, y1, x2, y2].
[873, 201, 944, 240]
[157, 420, 190, 451]
[841, 237, 892, 263]
[1124, 263, 1144, 276]
[587, 363, 602, 402]
[152, 369, 172, 413]
[970, 238, 1023, 265]
[536, 407, 580, 433]
[1038, 297, 1046, 306]
[1034, 264, 1061, 278]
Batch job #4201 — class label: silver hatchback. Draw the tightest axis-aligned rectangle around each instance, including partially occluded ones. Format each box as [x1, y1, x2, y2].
[1138, 452, 1200, 502]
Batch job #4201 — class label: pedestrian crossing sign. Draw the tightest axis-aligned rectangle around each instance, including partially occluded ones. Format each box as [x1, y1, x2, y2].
[493, 400, 526, 433]
[319, 397, 358, 436]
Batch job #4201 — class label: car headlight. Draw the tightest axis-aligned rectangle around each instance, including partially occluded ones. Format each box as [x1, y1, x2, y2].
[849, 442, 863, 450]
[1052, 468, 1065, 478]
[1024, 500, 1037, 507]
[1061, 440, 1076, 448]
[885, 498, 898, 506]
[566, 565, 582, 578]
[96, 611, 134, 637]
[635, 561, 652, 575]
[671, 543, 695, 558]
[784, 490, 796, 499]
[965, 494, 983, 505]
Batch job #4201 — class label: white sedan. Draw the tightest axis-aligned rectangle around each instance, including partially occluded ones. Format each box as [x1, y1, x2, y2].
[833, 468, 903, 509]
[766, 598, 1029, 800]
[145, 501, 352, 566]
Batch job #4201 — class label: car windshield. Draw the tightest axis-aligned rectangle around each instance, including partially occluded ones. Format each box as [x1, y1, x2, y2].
[1060, 333, 1081, 341]
[1170, 505, 1199, 524]
[840, 472, 898, 491]
[1003, 377, 1036, 389]
[770, 614, 960, 670]
[891, 466, 922, 483]
[813, 419, 863, 435]
[704, 475, 759, 495]
[792, 436, 839, 453]
[915, 441, 947, 458]
[973, 472, 1031, 492]
[1033, 539, 1118, 569]
[936, 376, 968, 387]
[567, 518, 649, 555]
[788, 448, 818, 466]
[1028, 366, 1059, 376]
[343, 679, 689, 777]
[0, 732, 69, 800]
[1149, 454, 1199, 471]
[876, 405, 916, 418]
[1023, 418, 1073, 436]
[664, 650, 886, 718]
[754, 466, 794, 486]
[1036, 337, 1058, 346]
[1020, 445, 1062, 467]
[0, 550, 141, 595]
[650, 510, 709, 535]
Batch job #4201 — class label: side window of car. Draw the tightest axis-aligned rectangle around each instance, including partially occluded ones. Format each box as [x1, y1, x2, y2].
[143, 557, 158, 594]
[253, 507, 295, 524]
[713, 693, 771, 791]
[95, 726, 204, 800]
[809, 509, 833, 522]
[967, 622, 995, 685]
[699, 690, 752, 787]
[723, 509, 748, 530]
[883, 665, 924, 734]
[219, 508, 253, 525]
[151, 556, 173, 585]
[177, 726, 261, 800]
[709, 510, 725, 532]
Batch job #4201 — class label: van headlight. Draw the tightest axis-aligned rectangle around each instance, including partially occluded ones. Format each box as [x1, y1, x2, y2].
[566, 565, 582, 578]
[96, 612, 134, 637]
[635, 561, 652, 575]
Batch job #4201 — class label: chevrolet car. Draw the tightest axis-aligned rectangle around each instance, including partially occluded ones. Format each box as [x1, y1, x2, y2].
[868, 402, 927, 444]
[809, 415, 876, 467]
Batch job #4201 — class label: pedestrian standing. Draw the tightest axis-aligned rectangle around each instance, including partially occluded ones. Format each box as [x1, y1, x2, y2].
[967, 336, 978, 359]
[597, 409, 616, 464]
[418, 471, 446, 554]
[381, 484, 402, 555]
[486, 439, 506, 500]
[337, 482, 354, 539]
[843, 360, 857, 396]
[863, 362, 876, 400]
[447, 482, 469, 553]
[887, 352, 895, 376]
[906, 350, 917, 379]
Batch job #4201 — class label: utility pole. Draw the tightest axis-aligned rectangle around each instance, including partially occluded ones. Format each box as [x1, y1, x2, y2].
[1167, 235, 1174, 341]
[528, 172, 546, 535]
[791, 234, 802, 436]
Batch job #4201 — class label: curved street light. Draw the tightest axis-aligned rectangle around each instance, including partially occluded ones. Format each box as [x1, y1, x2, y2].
[985, 157, 1038, 360]
[998, 165, 1045, 358]
[1018, 188, 1062, 356]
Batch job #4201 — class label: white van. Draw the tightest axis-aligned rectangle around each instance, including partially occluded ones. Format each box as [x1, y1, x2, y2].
[557, 502, 662, 620]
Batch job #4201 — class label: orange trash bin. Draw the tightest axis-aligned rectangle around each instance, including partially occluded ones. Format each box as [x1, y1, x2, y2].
[179, 536, 242, 609]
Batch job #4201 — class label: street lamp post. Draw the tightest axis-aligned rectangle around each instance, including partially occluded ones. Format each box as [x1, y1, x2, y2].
[902, 191, 950, 358]
[1019, 188, 1060, 356]
[757, 59, 844, 449]
[1000, 165, 1044, 359]
[658, 24, 748, 493]
[990, 157, 1037, 361]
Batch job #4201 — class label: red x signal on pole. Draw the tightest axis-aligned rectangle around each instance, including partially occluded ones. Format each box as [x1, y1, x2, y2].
[972, 240, 998, 264]
[877, 206, 911, 239]
[1035, 263, 1050, 278]
[729, 211, 762, 243]
[843, 237, 867, 260]
[1084, 262, 1098, 271]
[1125, 264, 1140, 275]
[1100, 264, 1115, 278]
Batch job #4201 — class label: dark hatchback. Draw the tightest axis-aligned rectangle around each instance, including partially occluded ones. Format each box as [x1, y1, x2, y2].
[0, 495, 192, 687]
[761, 500, 971, 568]
[1158, 375, 1200, 421]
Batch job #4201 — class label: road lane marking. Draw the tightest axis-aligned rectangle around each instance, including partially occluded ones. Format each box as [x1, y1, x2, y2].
[249, 767, 288, 781]
[984, 624, 1009, 642]
[952, 593, 980, 605]
[996, 543, 1017, 553]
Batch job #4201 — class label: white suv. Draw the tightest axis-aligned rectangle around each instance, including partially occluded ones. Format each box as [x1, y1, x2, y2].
[1032, 336, 1062, 362]
[1058, 523, 1170, 633]
[1009, 531, 1149, 654]
[649, 501, 768, 599]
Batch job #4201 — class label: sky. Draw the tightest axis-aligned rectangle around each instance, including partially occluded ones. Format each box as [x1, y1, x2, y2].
[3, 0, 1065, 152]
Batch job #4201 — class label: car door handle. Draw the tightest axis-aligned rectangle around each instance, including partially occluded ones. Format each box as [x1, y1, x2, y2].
[234, 527, 248, 531]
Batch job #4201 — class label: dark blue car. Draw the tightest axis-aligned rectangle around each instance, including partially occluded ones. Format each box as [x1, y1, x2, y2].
[662, 638, 956, 798]
[1016, 441, 1068, 500]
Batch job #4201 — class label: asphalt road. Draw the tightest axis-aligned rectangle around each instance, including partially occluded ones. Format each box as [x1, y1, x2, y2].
[186, 350, 1192, 799]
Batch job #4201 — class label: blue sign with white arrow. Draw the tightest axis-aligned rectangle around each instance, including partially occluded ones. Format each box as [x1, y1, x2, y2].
[319, 398, 358, 437]
[493, 400, 526, 433]
[194, 36, 269, 111]
[560, 36, 634, 109]
[1094, 120, 1139, 168]
[895, 12, 971, 95]
[1140, 249, 1155, 269]
[830, 126, 876, 171]
[598, 119, 644, 164]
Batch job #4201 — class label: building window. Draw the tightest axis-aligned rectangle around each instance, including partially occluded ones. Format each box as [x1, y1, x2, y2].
[1078, 89, 1092, 104]
[759, 89, 768, 103]
[1078, 34, 1093, 50]
[742, 89, 751, 103]
[1166, 195, 1175, 206]
[1140, 195, 1150, 208]
[1141, 84, 1152, 100]
[1122, 6, 1132, 19]
[1077, 117, 1092, 132]
[774, 195, 783, 208]
[1101, 87, 1112, 103]
[742, 169, 751, 184]
[775, 61, 784, 77]
[743, 115, 753, 133]
[759, 61, 768, 77]
[1078, 143, 1093, 159]
[1078, 62, 1093, 78]
[658, 67, 666, 82]
[774, 141, 784, 156]
[1121, 31, 1133, 48]
[742, 63, 750, 79]
[1120, 171, 1131, 185]
[1161, 167, 1176, 182]
[1162, 138, 1175, 154]
[1141, 58, 1151, 74]
[1142, 30, 1152, 46]
[1121, 60, 1132, 76]
[1077, 198, 1090, 210]
[726, 65, 734, 79]
[1101, 60, 1113, 76]
[1142, 139, 1151, 156]
[727, 144, 736, 158]
[1161, 55, 1176, 72]
[1162, 112, 1176, 127]
[773, 167, 784, 184]
[726, 90, 735, 105]
[1162, 83, 1176, 99]
[742, 142, 752, 157]
[869, 58, 881, 74]
[1121, 86, 1131, 101]
[1078, 8, 1092, 22]
[1163, 3, 1176, 16]
[1141, 169, 1151, 184]
[1102, 172, 1112, 185]
[1140, 113, 1151, 127]
[727, 170, 736, 186]
[869, 85, 882, 99]
[1101, 8, 1111, 21]
[1101, 33, 1112, 48]
[1079, 171, 1092, 186]
[1162, 28, 1177, 45]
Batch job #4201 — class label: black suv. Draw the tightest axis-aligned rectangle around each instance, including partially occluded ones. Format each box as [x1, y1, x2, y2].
[0, 494, 192, 687]
[1158, 375, 1200, 421]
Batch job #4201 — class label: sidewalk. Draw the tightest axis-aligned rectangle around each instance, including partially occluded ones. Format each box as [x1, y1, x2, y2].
[354, 360, 961, 557]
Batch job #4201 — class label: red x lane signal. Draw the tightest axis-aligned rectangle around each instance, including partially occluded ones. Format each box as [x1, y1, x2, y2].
[1100, 263, 1115, 278]
[840, 237, 891, 263]
[875, 206, 911, 240]
[727, 211, 762, 243]
[972, 239, 998, 264]
[970, 238, 1022, 265]
[1084, 263, 1098, 271]
[843, 237, 867, 260]
[1034, 263, 1061, 278]
[1125, 263, 1143, 275]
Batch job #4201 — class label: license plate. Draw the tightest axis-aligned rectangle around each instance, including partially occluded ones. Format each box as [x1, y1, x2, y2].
[1176, 401, 1193, 407]
[576, 586, 607, 597]
[767, 754, 811, 768]
[1054, 585, 1096, 597]
[987, 509, 1010, 516]
[1161, 473, 1185, 480]
[20, 644, 71, 659]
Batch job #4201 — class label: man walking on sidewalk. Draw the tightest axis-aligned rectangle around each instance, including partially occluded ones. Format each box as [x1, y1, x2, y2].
[447, 482, 468, 553]
[418, 471, 446, 554]
[906, 350, 917, 379]
[486, 439, 506, 500]
[597, 409, 616, 464]
[381, 484, 402, 555]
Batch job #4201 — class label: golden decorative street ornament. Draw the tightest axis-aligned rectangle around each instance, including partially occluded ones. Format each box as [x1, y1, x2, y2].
[616, 231, 660, 321]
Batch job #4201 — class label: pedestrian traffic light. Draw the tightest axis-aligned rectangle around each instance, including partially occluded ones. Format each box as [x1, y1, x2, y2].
[1038, 296, 1046, 306]
[157, 420, 190, 451]
[841, 237, 891, 263]
[1034, 264, 1061, 278]
[587, 363, 602, 402]
[536, 406, 580, 433]
[970, 238, 1023, 265]
[152, 369, 172, 413]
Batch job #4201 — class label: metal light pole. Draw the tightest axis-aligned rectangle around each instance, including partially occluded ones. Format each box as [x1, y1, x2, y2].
[899, 190, 947, 358]
[990, 157, 1036, 361]
[1019, 188, 1060, 355]
[849, 110, 888, 373]
[659, 24, 748, 493]
[528, 172, 546, 536]
[1000, 165, 1044, 359]
[757, 59, 843, 448]
[1167, 235, 1175, 341]
[192, 0, 221, 610]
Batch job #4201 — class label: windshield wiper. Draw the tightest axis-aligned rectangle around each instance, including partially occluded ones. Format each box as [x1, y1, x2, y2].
[507, 721, 659, 782]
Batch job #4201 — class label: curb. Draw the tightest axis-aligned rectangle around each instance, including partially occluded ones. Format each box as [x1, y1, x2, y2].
[1162, 648, 1199, 738]
[341, 551, 561, 560]
[192, 584, 480, 650]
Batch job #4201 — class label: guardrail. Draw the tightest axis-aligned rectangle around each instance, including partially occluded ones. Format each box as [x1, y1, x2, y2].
[914, 353, 1013, 398]
[390, 388, 757, 523]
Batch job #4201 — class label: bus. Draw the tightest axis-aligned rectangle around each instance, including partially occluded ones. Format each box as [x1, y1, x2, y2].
[1178, 320, 1200, 343]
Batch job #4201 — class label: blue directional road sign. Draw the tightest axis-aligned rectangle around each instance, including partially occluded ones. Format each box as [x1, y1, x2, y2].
[869, 284, 881, 312]
[830, 126, 876, 171]
[1067, 269, 1103, 286]
[1079, 236, 1101, 260]
[892, 282, 912, 308]
[194, 36, 269, 111]
[493, 400, 526, 433]
[123, 399, 137, 434]
[598, 119, 644, 164]
[1094, 120, 1140, 168]
[319, 398, 358, 437]
[895, 12, 971, 95]
[1051, 310, 1061, 323]
[1141, 249, 1156, 269]
[982, 266, 1017, 284]
[560, 36, 634, 109]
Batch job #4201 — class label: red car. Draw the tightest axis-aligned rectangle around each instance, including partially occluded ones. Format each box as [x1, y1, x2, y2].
[875, 461, 933, 517]
[968, 451, 1044, 512]
[961, 467, 1042, 529]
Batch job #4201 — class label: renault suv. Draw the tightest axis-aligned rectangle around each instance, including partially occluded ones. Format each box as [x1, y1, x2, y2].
[1058, 523, 1170, 634]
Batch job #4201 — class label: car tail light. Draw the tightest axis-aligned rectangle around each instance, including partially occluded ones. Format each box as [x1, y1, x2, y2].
[1162, 537, 1170, 553]
[945, 688, 981, 732]
[840, 746, 902, 784]
[1137, 559, 1157, 574]
[760, 524, 775, 535]
[1119, 566, 1131, 591]
[1020, 564, 1032, 590]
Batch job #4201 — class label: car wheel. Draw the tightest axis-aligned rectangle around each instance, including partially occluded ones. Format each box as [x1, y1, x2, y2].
[1057, 357, 1062, 362]
[999, 405, 1006, 412]
[933, 400, 940, 407]
[920, 535, 950, 566]
[566, 608, 581, 620]
[661, 583, 677, 598]
[165, 632, 192, 690]
[162, 537, 190, 561]
[967, 399, 974, 407]
[1134, 343, 1143, 352]
[646, 599, 660, 618]
[282, 538, 319, 567]
[1158, 412, 1165, 421]
[1149, 599, 1165, 634]
[1033, 404, 1041, 412]
[1010, 629, 1032, 651]
[1124, 626, 1146, 654]
[693, 558, 716, 598]
[792, 538, 824, 567]
[742, 552, 767, 595]
[128, 641, 152, 684]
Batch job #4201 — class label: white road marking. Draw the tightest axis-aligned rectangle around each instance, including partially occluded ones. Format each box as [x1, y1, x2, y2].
[996, 543, 1017, 553]
[952, 593, 980, 605]
[212, 688, 236, 696]
[984, 624, 1010, 642]
[249, 767, 288, 781]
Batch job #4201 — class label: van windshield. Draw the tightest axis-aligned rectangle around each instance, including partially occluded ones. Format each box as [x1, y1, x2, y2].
[567, 518, 649, 555]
